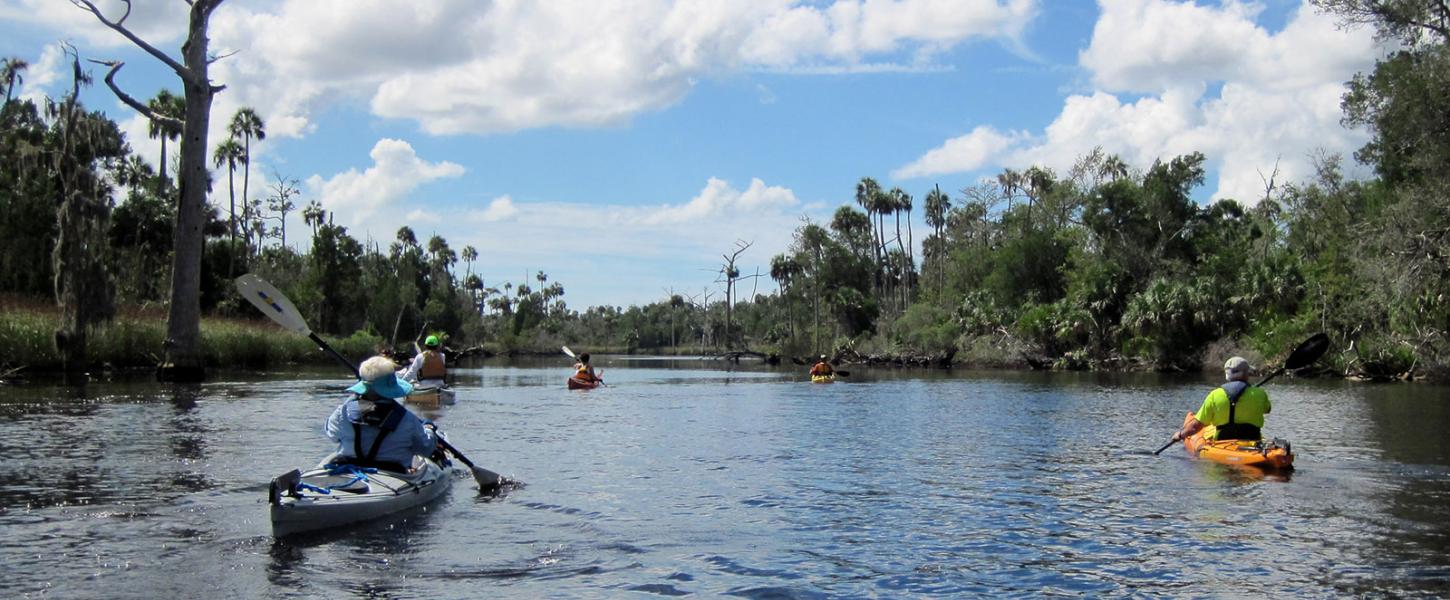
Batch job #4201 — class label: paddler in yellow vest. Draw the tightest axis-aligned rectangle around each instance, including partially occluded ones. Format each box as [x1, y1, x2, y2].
[399, 335, 448, 387]
[1173, 356, 1272, 442]
[572, 352, 600, 385]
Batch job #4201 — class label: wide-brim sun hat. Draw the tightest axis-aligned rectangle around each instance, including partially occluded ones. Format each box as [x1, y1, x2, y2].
[347, 374, 413, 398]
[347, 356, 414, 398]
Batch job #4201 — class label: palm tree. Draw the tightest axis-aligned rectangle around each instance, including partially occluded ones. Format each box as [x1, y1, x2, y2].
[2, 57, 27, 109]
[396, 226, 418, 249]
[229, 108, 265, 251]
[115, 155, 154, 199]
[211, 137, 243, 276]
[770, 254, 800, 344]
[669, 293, 687, 350]
[868, 187, 895, 308]
[1024, 165, 1054, 229]
[923, 185, 949, 289]
[830, 205, 872, 260]
[855, 177, 883, 266]
[997, 168, 1022, 213]
[146, 89, 184, 191]
[302, 200, 326, 238]
[1101, 155, 1130, 182]
[462, 245, 478, 279]
[464, 274, 484, 312]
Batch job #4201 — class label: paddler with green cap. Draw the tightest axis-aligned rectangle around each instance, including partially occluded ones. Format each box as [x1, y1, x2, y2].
[399, 334, 448, 387]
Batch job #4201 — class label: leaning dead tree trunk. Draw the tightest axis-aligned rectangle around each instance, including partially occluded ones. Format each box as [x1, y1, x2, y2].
[52, 48, 115, 373]
[76, 0, 226, 382]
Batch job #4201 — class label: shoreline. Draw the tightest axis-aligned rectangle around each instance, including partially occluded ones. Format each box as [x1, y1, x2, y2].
[1, 307, 1438, 383]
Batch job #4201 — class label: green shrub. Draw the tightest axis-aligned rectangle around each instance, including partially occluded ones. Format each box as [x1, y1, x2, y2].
[888, 304, 961, 355]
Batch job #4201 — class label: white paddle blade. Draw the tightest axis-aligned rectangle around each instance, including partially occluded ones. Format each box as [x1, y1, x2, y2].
[561, 346, 576, 358]
[235, 274, 311, 335]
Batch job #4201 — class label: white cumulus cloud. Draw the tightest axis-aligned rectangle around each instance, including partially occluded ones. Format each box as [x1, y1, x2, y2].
[306, 139, 465, 222]
[897, 0, 1382, 203]
[91, 0, 1036, 138]
[643, 177, 798, 225]
[468, 196, 520, 222]
[0, 0, 189, 49]
[893, 126, 1027, 178]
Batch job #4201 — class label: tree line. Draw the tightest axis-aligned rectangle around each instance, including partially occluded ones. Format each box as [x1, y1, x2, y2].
[1, 1, 1445, 380]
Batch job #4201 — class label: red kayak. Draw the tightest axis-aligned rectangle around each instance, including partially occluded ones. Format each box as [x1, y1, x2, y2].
[567, 376, 600, 390]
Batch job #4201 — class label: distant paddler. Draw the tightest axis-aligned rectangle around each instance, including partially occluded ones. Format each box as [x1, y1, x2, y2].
[563, 347, 604, 389]
[809, 355, 835, 379]
[399, 334, 447, 387]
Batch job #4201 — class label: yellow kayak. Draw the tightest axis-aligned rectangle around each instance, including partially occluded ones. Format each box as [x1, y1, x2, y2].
[1180, 412, 1294, 470]
[811, 374, 835, 384]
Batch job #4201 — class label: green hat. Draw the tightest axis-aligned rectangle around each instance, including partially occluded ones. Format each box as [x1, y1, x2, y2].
[425, 335, 440, 347]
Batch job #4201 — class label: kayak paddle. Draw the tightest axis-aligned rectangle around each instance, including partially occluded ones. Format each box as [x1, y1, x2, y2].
[561, 345, 576, 359]
[236, 273, 359, 379]
[1153, 333, 1330, 455]
[235, 273, 509, 491]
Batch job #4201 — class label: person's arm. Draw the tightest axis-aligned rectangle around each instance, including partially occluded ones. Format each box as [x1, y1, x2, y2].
[399, 353, 424, 382]
[325, 402, 347, 444]
[1175, 392, 1218, 441]
[412, 417, 438, 455]
[1173, 416, 1204, 442]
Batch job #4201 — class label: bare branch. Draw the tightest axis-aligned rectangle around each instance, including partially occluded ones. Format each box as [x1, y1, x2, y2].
[71, 0, 192, 83]
[209, 49, 240, 65]
[88, 59, 184, 130]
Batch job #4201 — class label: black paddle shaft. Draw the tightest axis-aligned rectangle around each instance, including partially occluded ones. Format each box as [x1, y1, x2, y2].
[310, 332, 360, 379]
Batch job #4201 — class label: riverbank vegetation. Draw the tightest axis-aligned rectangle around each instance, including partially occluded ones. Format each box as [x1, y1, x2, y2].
[1, 2, 1445, 380]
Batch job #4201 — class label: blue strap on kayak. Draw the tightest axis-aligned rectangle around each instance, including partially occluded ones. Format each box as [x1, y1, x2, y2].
[295, 464, 376, 495]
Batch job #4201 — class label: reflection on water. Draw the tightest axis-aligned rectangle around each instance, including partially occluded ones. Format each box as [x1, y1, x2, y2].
[0, 362, 1448, 597]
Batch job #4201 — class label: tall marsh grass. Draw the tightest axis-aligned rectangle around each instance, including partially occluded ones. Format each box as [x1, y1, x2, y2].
[0, 305, 382, 373]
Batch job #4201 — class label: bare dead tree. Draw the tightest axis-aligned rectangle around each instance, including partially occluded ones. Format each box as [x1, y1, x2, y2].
[716, 239, 753, 350]
[74, 0, 227, 381]
[1257, 157, 1282, 205]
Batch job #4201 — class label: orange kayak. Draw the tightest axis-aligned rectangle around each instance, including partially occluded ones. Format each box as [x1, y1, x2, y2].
[1180, 412, 1294, 470]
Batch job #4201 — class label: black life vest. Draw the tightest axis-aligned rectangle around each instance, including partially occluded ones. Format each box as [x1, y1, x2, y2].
[1216, 381, 1262, 441]
[347, 393, 408, 472]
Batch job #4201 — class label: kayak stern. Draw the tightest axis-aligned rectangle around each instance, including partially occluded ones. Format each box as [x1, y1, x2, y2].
[1181, 411, 1294, 471]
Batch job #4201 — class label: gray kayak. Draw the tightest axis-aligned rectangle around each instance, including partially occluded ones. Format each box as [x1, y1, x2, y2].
[269, 454, 453, 536]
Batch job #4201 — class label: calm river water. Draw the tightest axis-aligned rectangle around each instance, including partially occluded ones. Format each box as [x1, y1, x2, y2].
[1, 358, 1447, 598]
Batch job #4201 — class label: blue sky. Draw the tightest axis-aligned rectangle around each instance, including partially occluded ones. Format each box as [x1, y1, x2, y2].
[0, 0, 1381, 308]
